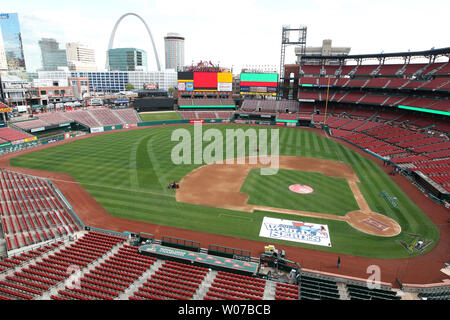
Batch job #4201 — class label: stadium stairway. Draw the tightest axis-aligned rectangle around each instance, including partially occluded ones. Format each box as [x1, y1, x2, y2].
[192, 270, 218, 300]
[85, 110, 103, 127]
[118, 259, 163, 300]
[337, 282, 350, 300]
[113, 111, 127, 125]
[0, 226, 6, 258]
[0, 240, 6, 259]
[262, 281, 277, 300]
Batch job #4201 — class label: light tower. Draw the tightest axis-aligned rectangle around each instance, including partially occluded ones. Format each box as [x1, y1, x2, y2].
[279, 25, 307, 79]
[279, 25, 307, 100]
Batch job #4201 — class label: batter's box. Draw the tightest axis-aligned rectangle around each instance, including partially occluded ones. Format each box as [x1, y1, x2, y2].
[362, 218, 391, 231]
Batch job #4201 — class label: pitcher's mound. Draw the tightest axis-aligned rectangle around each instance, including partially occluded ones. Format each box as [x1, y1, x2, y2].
[289, 184, 314, 194]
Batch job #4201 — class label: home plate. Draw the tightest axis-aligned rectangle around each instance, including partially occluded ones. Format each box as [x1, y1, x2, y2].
[289, 184, 314, 194]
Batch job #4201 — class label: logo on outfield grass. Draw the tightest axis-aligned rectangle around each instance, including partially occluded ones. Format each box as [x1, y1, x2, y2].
[289, 184, 314, 194]
[171, 123, 279, 175]
[259, 217, 331, 247]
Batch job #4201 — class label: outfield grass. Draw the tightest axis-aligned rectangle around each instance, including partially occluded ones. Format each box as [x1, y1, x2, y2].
[9, 125, 440, 258]
[241, 169, 359, 216]
[139, 111, 182, 122]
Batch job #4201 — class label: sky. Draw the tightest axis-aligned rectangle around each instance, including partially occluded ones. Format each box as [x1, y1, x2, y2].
[2, 0, 450, 73]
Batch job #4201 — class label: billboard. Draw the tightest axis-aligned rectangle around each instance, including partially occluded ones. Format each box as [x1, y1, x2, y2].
[240, 73, 278, 96]
[144, 83, 158, 90]
[177, 71, 232, 92]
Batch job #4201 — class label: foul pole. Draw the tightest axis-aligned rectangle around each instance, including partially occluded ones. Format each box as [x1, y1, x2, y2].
[323, 77, 331, 126]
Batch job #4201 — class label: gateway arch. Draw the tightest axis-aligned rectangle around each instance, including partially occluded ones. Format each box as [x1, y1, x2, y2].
[107, 13, 161, 71]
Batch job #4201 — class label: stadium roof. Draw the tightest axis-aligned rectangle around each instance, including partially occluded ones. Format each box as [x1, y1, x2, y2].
[298, 47, 450, 61]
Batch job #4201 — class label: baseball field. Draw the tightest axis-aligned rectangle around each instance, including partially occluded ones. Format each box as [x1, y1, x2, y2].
[8, 124, 439, 259]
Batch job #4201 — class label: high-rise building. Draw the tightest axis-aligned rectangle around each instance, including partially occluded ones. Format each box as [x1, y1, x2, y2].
[107, 48, 147, 71]
[39, 38, 68, 71]
[0, 26, 8, 73]
[66, 42, 97, 71]
[164, 33, 184, 71]
[0, 13, 27, 72]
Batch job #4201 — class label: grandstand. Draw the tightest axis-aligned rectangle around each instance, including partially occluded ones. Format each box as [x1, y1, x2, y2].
[0, 169, 82, 251]
[9, 108, 142, 131]
[0, 128, 34, 143]
[0, 228, 408, 301]
[240, 100, 299, 113]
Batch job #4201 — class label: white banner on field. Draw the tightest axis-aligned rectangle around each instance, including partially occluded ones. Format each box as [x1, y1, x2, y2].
[259, 217, 332, 247]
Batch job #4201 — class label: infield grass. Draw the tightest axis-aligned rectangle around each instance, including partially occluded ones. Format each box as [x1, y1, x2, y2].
[9, 125, 439, 258]
[241, 169, 359, 216]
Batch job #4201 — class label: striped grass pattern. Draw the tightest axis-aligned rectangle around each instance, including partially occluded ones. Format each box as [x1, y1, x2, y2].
[9, 125, 439, 258]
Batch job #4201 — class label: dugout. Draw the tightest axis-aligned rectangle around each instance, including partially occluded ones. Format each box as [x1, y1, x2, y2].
[410, 170, 450, 201]
[207, 244, 251, 262]
[161, 235, 201, 252]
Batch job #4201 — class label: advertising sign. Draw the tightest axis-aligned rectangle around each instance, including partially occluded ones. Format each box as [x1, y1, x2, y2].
[30, 127, 45, 133]
[218, 83, 232, 92]
[185, 82, 194, 91]
[90, 127, 104, 133]
[189, 119, 204, 124]
[144, 83, 158, 90]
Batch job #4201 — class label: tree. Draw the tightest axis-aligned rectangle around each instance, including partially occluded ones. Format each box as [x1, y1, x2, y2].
[168, 87, 175, 97]
[125, 83, 135, 91]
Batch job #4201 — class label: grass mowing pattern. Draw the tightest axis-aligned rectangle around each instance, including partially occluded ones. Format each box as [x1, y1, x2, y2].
[139, 112, 182, 122]
[9, 125, 439, 258]
[241, 169, 359, 216]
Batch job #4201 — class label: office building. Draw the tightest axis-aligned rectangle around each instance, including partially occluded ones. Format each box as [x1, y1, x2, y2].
[107, 48, 147, 71]
[66, 42, 97, 71]
[0, 74, 31, 106]
[0, 26, 7, 73]
[0, 13, 27, 72]
[164, 33, 184, 71]
[37, 69, 177, 93]
[39, 38, 67, 71]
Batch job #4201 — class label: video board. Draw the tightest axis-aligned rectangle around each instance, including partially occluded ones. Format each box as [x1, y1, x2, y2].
[177, 72, 233, 92]
[240, 73, 278, 96]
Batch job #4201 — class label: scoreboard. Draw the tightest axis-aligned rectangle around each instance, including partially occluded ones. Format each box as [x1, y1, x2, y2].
[240, 73, 278, 96]
[177, 72, 233, 92]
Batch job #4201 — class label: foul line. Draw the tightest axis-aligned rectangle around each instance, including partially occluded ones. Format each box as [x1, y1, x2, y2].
[49, 177, 175, 198]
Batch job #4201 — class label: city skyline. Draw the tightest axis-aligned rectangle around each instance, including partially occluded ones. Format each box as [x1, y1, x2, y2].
[1, 0, 450, 73]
